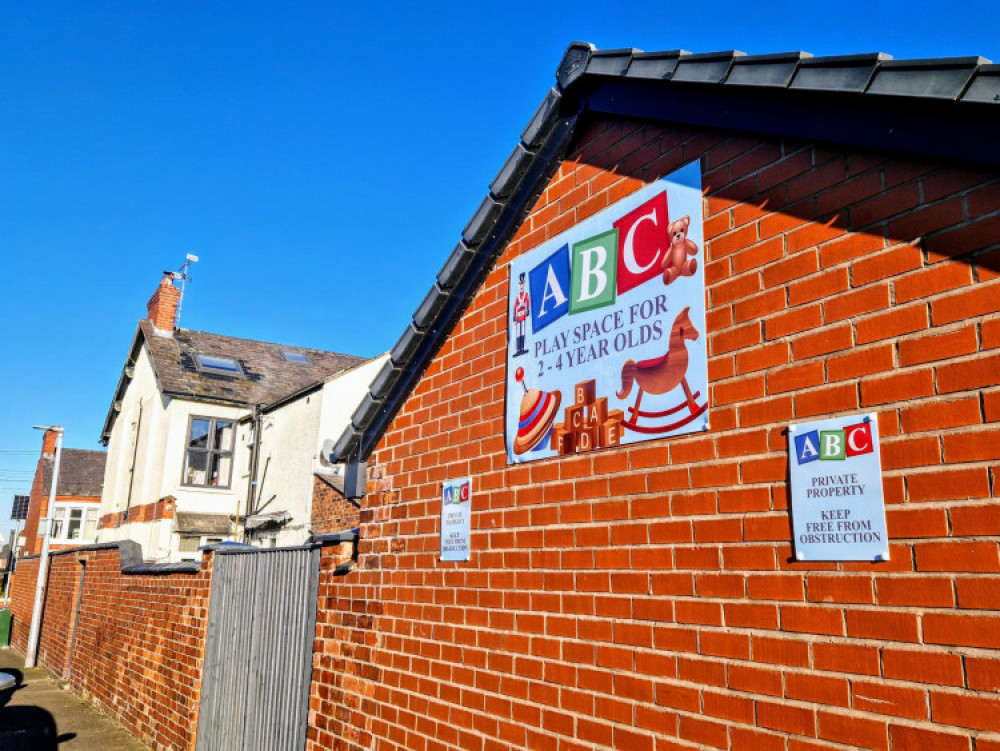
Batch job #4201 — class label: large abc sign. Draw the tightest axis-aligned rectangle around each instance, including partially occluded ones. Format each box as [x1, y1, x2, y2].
[505, 162, 708, 464]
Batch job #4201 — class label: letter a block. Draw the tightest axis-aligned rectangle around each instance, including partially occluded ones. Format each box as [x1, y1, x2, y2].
[794, 430, 820, 465]
[528, 244, 571, 333]
[588, 397, 608, 428]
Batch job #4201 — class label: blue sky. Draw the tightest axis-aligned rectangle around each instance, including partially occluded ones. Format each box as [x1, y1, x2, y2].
[1, 0, 997, 526]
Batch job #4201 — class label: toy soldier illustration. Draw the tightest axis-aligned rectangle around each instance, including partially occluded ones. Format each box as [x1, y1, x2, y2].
[512, 272, 530, 357]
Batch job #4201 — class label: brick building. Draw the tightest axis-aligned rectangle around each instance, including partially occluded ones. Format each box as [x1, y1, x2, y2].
[314, 46, 1000, 749]
[18, 427, 106, 557]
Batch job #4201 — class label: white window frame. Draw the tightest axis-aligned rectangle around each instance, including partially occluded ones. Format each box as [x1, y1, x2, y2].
[48, 503, 100, 545]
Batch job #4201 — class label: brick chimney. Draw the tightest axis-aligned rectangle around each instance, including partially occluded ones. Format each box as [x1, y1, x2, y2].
[147, 273, 181, 333]
[40, 427, 60, 456]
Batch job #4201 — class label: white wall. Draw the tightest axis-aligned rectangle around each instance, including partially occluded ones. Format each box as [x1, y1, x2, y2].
[316, 353, 389, 457]
[246, 353, 388, 547]
[98, 337, 251, 560]
[245, 392, 321, 546]
[98, 342, 388, 559]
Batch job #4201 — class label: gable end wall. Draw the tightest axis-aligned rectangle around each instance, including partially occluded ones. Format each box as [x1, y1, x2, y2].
[308, 115, 1000, 750]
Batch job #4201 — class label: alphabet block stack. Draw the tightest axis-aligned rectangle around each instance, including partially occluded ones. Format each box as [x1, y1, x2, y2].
[551, 379, 624, 455]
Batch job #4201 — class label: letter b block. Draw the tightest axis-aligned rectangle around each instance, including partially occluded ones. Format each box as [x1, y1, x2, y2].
[571, 230, 618, 314]
[576, 380, 596, 405]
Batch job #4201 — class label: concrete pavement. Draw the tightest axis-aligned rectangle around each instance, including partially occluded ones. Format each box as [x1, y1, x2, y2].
[0, 647, 149, 751]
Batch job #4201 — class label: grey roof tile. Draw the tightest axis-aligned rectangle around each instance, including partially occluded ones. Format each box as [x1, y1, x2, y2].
[789, 52, 891, 93]
[586, 48, 639, 77]
[625, 50, 690, 80]
[141, 320, 365, 407]
[672, 50, 745, 83]
[41, 449, 106, 497]
[390, 322, 424, 365]
[350, 393, 382, 431]
[521, 88, 564, 150]
[962, 64, 1000, 103]
[726, 52, 813, 88]
[490, 143, 534, 200]
[436, 241, 476, 289]
[868, 56, 988, 99]
[413, 283, 450, 330]
[368, 359, 401, 400]
[462, 195, 503, 246]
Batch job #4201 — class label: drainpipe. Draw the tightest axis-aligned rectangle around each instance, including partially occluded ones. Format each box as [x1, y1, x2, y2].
[242, 405, 263, 542]
[25, 425, 63, 669]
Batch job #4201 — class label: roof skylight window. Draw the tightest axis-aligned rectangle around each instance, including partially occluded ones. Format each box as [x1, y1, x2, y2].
[282, 350, 311, 364]
[194, 353, 244, 375]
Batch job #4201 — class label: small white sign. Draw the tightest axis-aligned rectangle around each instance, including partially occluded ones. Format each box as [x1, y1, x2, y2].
[440, 478, 471, 562]
[789, 413, 889, 562]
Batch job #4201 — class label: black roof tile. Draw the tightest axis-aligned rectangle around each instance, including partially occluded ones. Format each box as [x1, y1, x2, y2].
[962, 64, 1000, 103]
[789, 53, 890, 93]
[624, 50, 689, 80]
[671, 50, 745, 83]
[867, 57, 987, 99]
[726, 52, 813, 88]
[586, 48, 639, 77]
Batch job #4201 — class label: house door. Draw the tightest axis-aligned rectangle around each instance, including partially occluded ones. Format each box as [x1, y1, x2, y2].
[196, 545, 321, 751]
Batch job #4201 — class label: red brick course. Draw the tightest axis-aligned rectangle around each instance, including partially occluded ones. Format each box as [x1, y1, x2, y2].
[307, 117, 1000, 749]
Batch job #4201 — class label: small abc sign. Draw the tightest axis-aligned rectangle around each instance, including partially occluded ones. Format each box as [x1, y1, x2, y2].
[794, 419, 874, 465]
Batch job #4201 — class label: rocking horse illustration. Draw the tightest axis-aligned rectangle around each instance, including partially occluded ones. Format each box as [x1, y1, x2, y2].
[616, 306, 708, 434]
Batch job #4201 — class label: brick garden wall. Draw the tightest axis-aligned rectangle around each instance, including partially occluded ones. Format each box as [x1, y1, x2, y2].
[8, 556, 39, 651]
[7, 546, 212, 750]
[308, 116, 1000, 750]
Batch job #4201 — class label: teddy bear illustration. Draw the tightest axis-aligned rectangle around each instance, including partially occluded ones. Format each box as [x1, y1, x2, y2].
[661, 215, 698, 285]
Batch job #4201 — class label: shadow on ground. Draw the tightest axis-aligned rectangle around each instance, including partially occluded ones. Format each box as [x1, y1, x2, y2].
[0, 668, 76, 750]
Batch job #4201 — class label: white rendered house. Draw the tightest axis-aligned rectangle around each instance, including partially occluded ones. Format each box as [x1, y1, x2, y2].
[96, 274, 381, 560]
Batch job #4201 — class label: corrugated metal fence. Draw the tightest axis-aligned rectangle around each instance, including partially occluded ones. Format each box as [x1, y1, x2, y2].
[196, 545, 320, 751]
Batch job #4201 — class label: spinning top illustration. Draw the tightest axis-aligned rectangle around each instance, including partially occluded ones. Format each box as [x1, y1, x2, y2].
[513, 367, 561, 454]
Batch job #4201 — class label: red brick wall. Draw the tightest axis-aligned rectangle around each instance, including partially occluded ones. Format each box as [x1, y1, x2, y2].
[308, 539, 379, 748]
[308, 117, 1000, 749]
[8, 556, 39, 650]
[311, 475, 361, 534]
[7, 547, 212, 750]
[35, 551, 84, 679]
